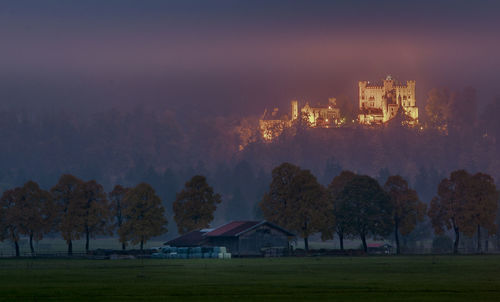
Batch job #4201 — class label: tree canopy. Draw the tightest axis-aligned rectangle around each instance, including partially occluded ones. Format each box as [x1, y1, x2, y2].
[260, 163, 331, 251]
[119, 183, 167, 250]
[81, 180, 112, 253]
[173, 175, 222, 234]
[51, 174, 85, 255]
[326, 170, 357, 250]
[17, 181, 55, 254]
[428, 170, 498, 253]
[384, 175, 426, 254]
[337, 175, 393, 252]
[109, 184, 129, 250]
[0, 187, 24, 256]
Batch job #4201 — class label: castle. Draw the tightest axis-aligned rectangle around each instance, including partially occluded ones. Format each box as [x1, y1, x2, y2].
[259, 98, 342, 140]
[358, 75, 418, 125]
[258, 76, 418, 140]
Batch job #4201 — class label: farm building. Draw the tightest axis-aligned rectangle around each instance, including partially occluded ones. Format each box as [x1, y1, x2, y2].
[367, 243, 394, 254]
[164, 229, 211, 247]
[165, 221, 295, 257]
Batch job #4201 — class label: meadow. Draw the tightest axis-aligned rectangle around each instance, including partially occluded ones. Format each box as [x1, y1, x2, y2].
[0, 255, 499, 301]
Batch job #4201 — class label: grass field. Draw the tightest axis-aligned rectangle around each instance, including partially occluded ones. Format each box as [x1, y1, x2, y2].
[0, 256, 499, 301]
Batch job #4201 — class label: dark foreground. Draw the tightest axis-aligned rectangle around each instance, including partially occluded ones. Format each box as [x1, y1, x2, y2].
[0, 255, 499, 301]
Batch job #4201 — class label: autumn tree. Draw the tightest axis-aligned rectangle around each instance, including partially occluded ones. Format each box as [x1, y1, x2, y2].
[384, 175, 426, 254]
[109, 185, 129, 250]
[51, 174, 85, 255]
[337, 175, 393, 252]
[81, 180, 112, 253]
[173, 175, 222, 234]
[18, 181, 56, 254]
[424, 87, 477, 133]
[462, 173, 498, 252]
[326, 170, 357, 250]
[425, 88, 453, 132]
[0, 188, 23, 256]
[260, 163, 331, 251]
[119, 183, 167, 250]
[428, 170, 470, 254]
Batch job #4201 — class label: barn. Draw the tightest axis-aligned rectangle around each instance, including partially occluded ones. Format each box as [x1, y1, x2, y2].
[165, 221, 295, 257]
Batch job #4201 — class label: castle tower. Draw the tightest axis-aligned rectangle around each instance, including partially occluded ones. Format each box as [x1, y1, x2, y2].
[358, 81, 367, 109]
[358, 76, 418, 125]
[291, 100, 299, 121]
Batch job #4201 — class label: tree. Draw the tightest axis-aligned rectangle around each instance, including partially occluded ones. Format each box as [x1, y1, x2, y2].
[51, 174, 85, 255]
[424, 88, 453, 132]
[173, 175, 222, 234]
[384, 175, 426, 254]
[326, 170, 357, 250]
[119, 183, 167, 250]
[429, 170, 498, 254]
[109, 184, 129, 250]
[17, 181, 56, 254]
[428, 170, 470, 254]
[0, 188, 23, 256]
[462, 173, 498, 252]
[337, 175, 393, 253]
[81, 180, 112, 253]
[260, 163, 331, 251]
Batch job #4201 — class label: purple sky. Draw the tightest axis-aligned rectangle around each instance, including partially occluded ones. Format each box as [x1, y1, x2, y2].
[1, 0, 500, 115]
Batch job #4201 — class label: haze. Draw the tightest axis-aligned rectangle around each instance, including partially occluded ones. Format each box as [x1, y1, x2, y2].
[2, 0, 500, 115]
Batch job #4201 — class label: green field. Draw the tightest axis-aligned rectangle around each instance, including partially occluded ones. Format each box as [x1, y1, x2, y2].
[0, 256, 499, 301]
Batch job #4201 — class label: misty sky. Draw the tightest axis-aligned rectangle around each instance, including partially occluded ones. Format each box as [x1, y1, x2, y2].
[1, 0, 500, 116]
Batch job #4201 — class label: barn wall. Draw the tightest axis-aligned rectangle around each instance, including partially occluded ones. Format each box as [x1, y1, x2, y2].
[238, 225, 290, 256]
[207, 237, 239, 255]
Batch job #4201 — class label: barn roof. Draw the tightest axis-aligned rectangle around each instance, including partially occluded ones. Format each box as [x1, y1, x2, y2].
[164, 230, 206, 247]
[205, 221, 260, 237]
[205, 220, 295, 237]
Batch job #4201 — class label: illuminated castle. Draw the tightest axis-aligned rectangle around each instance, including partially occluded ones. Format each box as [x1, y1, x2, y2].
[259, 98, 342, 140]
[358, 75, 418, 125]
[258, 76, 419, 140]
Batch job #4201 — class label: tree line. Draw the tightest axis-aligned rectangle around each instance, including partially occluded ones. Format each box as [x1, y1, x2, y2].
[0, 174, 221, 256]
[260, 163, 499, 254]
[1, 164, 499, 256]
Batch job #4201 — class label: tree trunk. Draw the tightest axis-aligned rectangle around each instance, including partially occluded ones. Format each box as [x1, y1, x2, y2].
[68, 240, 73, 256]
[304, 237, 309, 252]
[361, 234, 367, 253]
[394, 221, 400, 255]
[338, 231, 344, 250]
[85, 229, 90, 253]
[485, 230, 489, 252]
[477, 224, 482, 253]
[453, 227, 460, 254]
[14, 240, 20, 257]
[29, 233, 35, 254]
[140, 238, 144, 251]
[122, 242, 126, 251]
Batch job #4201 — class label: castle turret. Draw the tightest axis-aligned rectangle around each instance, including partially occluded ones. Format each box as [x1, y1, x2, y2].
[291, 100, 298, 121]
[358, 81, 367, 109]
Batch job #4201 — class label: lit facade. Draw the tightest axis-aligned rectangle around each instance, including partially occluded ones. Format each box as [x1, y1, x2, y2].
[259, 98, 342, 140]
[358, 76, 418, 125]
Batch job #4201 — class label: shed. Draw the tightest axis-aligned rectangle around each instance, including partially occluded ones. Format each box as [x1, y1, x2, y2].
[204, 221, 295, 257]
[164, 221, 295, 257]
[367, 243, 394, 254]
[164, 229, 212, 247]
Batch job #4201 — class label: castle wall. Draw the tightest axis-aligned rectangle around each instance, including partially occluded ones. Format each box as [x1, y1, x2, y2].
[358, 78, 418, 125]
